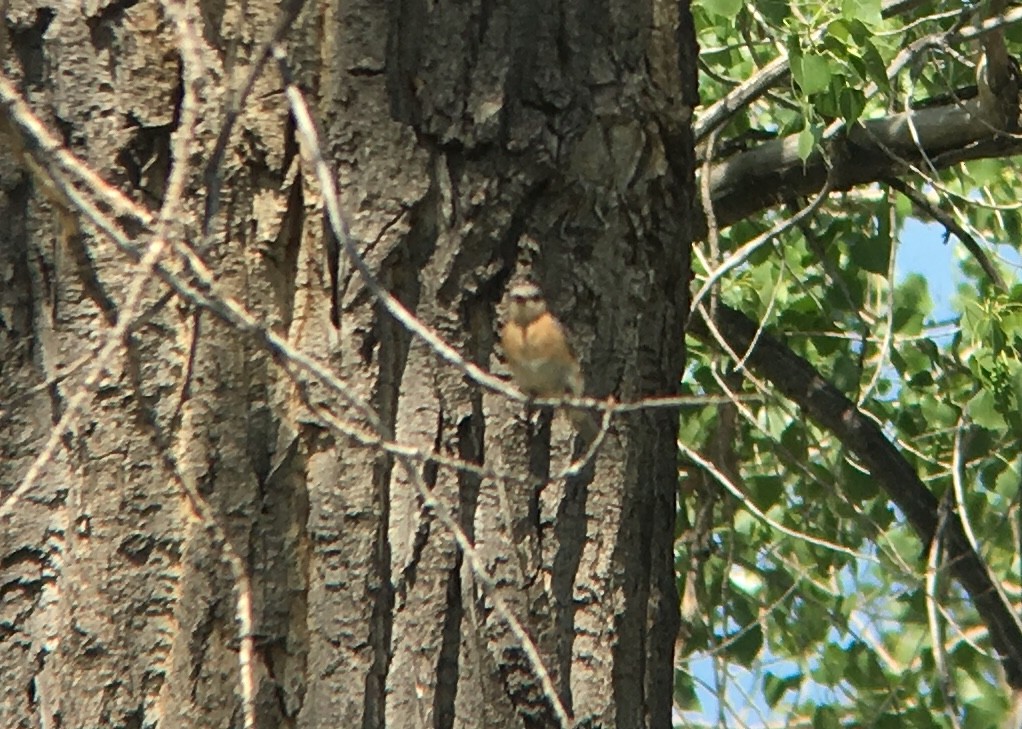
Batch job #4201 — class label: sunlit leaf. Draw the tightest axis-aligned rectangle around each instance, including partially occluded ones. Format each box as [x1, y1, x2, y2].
[699, 0, 743, 18]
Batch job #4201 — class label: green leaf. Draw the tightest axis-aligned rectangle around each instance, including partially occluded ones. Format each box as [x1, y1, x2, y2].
[964, 158, 1003, 187]
[797, 126, 817, 160]
[812, 706, 841, 729]
[969, 388, 1007, 430]
[723, 622, 764, 666]
[798, 53, 834, 95]
[733, 509, 758, 536]
[842, 0, 881, 26]
[842, 462, 879, 500]
[748, 474, 784, 509]
[699, 0, 743, 18]
[918, 393, 958, 427]
[994, 457, 1021, 499]
[892, 274, 931, 334]
[764, 671, 802, 708]
[728, 563, 764, 597]
[673, 669, 699, 710]
[830, 353, 861, 393]
[850, 220, 891, 274]
[860, 40, 891, 90]
[838, 86, 866, 125]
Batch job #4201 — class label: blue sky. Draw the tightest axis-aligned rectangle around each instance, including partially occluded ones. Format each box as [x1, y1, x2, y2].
[896, 217, 959, 322]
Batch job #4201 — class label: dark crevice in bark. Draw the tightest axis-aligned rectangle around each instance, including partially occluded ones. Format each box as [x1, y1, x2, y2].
[363, 457, 396, 729]
[6, 8, 55, 87]
[274, 173, 304, 333]
[613, 413, 658, 728]
[84, 0, 140, 52]
[551, 464, 590, 713]
[434, 411, 485, 729]
[115, 117, 174, 206]
[434, 551, 463, 729]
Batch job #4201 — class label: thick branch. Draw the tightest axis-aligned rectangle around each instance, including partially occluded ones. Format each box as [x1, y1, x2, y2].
[690, 304, 1022, 687]
[701, 96, 1022, 234]
[696, 4, 1022, 236]
[693, 0, 938, 144]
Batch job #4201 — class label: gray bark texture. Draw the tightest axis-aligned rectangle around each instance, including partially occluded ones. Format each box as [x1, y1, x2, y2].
[0, 1, 696, 727]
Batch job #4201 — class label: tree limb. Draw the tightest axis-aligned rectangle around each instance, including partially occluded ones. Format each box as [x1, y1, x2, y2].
[689, 303, 1022, 688]
[700, 94, 1022, 234]
[695, 5, 1022, 237]
[692, 0, 1020, 145]
[693, 0, 936, 144]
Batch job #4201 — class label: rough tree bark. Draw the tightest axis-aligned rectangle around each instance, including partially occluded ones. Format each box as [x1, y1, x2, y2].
[0, 1, 696, 728]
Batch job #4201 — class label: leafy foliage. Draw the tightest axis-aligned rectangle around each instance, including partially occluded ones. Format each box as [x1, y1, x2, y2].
[679, 0, 1022, 726]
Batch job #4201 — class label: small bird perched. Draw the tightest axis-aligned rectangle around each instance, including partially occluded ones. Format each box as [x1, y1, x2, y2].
[501, 281, 584, 398]
[500, 281, 598, 439]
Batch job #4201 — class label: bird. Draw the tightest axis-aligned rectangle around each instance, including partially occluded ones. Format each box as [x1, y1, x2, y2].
[500, 281, 599, 439]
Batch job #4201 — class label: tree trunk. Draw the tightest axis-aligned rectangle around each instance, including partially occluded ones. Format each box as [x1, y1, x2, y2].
[0, 1, 696, 727]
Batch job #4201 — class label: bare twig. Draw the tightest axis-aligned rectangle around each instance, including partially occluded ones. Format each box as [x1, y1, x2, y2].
[678, 440, 875, 561]
[688, 180, 834, 325]
[886, 176, 1008, 291]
